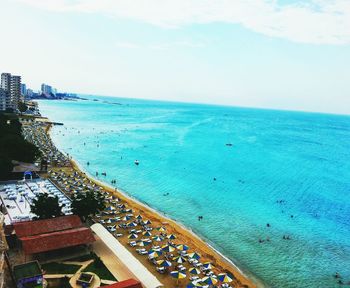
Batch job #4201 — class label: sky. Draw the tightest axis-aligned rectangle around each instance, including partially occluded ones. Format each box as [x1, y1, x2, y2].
[0, 0, 349, 114]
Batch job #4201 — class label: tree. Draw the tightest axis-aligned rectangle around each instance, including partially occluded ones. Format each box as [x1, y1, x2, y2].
[0, 114, 40, 179]
[71, 191, 105, 221]
[18, 102, 28, 113]
[30, 193, 63, 220]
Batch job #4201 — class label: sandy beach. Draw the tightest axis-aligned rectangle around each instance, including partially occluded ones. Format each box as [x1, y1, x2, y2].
[41, 120, 257, 288]
[67, 160, 256, 288]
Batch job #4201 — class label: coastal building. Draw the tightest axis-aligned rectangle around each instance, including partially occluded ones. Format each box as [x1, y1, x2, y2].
[0, 88, 7, 111]
[11, 75, 21, 108]
[0, 72, 21, 111]
[25, 89, 33, 99]
[21, 83, 27, 97]
[41, 83, 56, 97]
[13, 215, 95, 255]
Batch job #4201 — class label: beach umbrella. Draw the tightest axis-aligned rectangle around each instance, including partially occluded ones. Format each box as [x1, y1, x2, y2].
[202, 276, 218, 285]
[152, 236, 163, 242]
[128, 233, 138, 239]
[203, 262, 214, 270]
[156, 259, 172, 267]
[162, 244, 175, 253]
[157, 226, 166, 232]
[127, 222, 138, 227]
[136, 214, 143, 220]
[137, 239, 152, 247]
[167, 234, 177, 240]
[122, 215, 132, 221]
[171, 270, 187, 280]
[143, 219, 152, 225]
[171, 270, 187, 285]
[218, 273, 234, 283]
[173, 255, 187, 264]
[143, 231, 152, 237]
[148, 249, 162, 258]
[176, 244, 189, 251]
[189, 268, 201, 275]
[188, 252, 201, 260]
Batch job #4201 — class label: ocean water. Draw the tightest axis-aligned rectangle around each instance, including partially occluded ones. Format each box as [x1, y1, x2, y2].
[38, 96, 350, 288]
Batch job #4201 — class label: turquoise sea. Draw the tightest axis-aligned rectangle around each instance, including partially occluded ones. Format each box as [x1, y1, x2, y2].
[38, 96, 350, 288]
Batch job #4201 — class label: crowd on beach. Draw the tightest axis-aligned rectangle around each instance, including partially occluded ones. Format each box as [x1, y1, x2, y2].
[22, 123, 70, 167]
[24, 121, 248, 288]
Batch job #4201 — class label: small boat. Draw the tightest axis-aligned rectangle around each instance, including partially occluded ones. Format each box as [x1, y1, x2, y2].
[134, 160, 139, 165]
[225, 143, 233, 146]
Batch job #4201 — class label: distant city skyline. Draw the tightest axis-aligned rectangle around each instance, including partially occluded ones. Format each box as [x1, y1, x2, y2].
[1, 0, 349, 114]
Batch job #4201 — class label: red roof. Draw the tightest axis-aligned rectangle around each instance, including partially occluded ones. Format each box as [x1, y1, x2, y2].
[13, 215, 82, 237]
[21, 227, 95, 254]
[100, 279, 142, 288]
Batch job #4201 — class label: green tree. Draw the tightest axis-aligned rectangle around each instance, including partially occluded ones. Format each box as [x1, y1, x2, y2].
[18, 102, 28, 113]
[71, 191, 105, 221]
[30, 193, 63, 220]
[0, 114, 40, 179]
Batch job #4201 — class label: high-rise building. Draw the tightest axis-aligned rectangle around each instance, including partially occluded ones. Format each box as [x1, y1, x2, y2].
[10, 75, 21, 109]
[41, 83, 57, 97]
[0, 88, 7, 111]
[0, 73, 21, 111]
[26, 89, 34, 98]
[1, 73, 11, 91]
[21, 83, 26, 96]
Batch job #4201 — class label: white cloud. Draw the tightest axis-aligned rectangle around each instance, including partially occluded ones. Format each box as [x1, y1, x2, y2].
[115, 41, 140, 49]
[148, 41, 206, 50]
[114, 40, 206, 50]
[18, 0, 350, 44]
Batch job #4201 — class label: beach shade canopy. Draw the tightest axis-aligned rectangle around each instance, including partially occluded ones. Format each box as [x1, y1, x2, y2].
[137, 240, 151, 247]
[156, 259, 172, 267]
[173, 255, 187, 264]
[170, 270, 187, 280]
[157, 226, 166, 232]
[148, 249, 162, 258]
[202, 276, 218, 285]
[143, 231, 152, 237]
[203, 262, 214, 270]
[152, 236, 163, 242]
[218, 273, 234, 283]
[188, 252, 201, 260]
[136, 215, 143, 220]
[167, 234, 177, 240]
[189, 268, 201, 275]
[176, 244, 189, 251]
[162, 244, 175, 253]
[128, 233, 138, 239]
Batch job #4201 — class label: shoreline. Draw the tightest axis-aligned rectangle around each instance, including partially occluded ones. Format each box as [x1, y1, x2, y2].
[44, 117, 260, 288]
[69, 158, 258, 287]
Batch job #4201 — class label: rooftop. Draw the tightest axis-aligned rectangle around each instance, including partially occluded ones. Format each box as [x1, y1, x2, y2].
[21, 227, 95, 254]
[13, 215, 82, 237]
